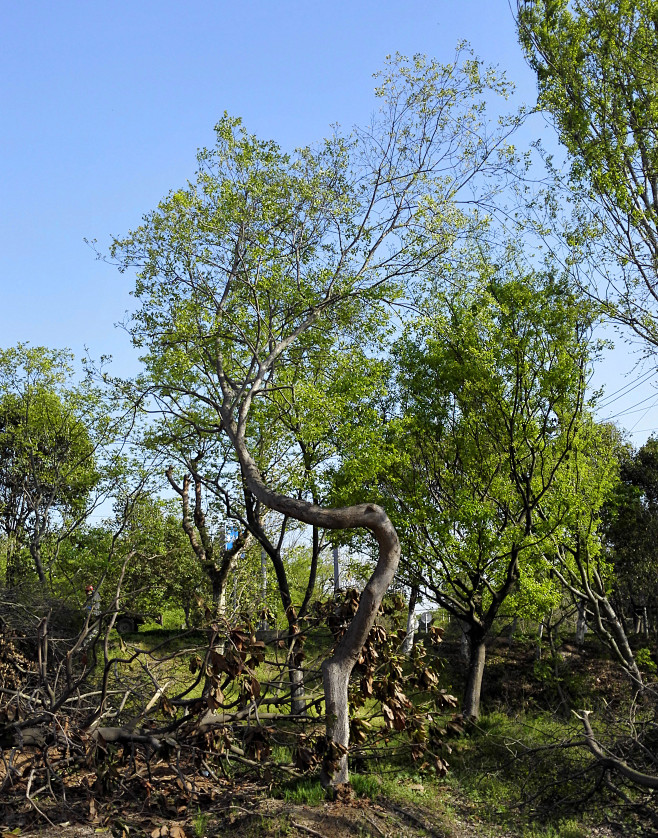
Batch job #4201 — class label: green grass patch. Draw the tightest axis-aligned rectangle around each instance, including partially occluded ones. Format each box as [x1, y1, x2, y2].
[277, 777, 328, 805]
[350, 773, 381, 798]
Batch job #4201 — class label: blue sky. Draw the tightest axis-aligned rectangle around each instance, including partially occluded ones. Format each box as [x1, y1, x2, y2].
[1, 1, 656, 443]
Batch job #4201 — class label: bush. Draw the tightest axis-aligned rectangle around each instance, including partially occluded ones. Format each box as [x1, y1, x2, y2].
[635, 647, 657, 675]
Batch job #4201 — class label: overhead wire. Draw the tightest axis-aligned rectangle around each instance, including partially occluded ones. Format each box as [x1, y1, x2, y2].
[595, 365, 657, 408]
[599, 391, 658, 422]
[627, 395, 658, 434]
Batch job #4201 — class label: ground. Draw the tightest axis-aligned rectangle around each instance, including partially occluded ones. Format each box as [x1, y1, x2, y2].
[2, 627, 653, 837]
[1, 777, 628, 838]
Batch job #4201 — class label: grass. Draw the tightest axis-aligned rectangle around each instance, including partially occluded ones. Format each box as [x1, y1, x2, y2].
[349, 773, 381, 799]
[522, 821, 588, 838]
[278, 777, 327, 805]
[448, 711, 592, 817]
[193, 808, 211, 838]
[277, 772, 380, 805]
[333, 702, 634, 837]
[90, 619, 655, 836]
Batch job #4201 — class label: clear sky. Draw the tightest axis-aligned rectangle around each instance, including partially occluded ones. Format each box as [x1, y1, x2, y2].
[1, 0, 656, 444]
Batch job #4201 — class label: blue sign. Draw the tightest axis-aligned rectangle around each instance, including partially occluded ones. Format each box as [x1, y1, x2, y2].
[225, 522, 239, 550]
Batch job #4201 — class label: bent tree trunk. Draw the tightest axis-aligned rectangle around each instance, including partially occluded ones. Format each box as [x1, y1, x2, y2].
[319, 512, 400, 785]
[229, 431, 401, 787]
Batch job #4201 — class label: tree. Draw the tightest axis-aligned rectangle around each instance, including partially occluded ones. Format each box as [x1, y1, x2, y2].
[334, 246, 599, 718]
[111, 50, 523, 785]
[112, 494, 211, 621]
[545, 420, 645, 687]
[154, 398, 344, 715]
[164, 459, 249, 611]
[518, 1, 658, 780]
[518, 0, 658, 349]
[602, 436, 658, 635]
[0, 345, 100, 586]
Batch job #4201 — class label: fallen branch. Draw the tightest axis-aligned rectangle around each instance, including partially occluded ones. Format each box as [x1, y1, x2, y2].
[389, 803, 445, 838]
[26, 768, 57, 827]
[94, 726, 164, 750]
[575, 711, 658, 790]
[290, 820, 327, 838]
[227, 743, 298, 775]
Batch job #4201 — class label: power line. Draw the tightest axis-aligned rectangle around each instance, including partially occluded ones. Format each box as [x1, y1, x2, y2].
[600, 392, 658, 422]
[596, 366, 657, 408]
[628, 397, 658, 435]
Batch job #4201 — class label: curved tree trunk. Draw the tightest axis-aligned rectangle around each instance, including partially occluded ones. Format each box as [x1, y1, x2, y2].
[225, 421, 401, 787]
[318, 514, 400, 786]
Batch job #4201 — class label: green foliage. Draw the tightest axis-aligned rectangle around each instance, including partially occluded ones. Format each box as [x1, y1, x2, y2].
[0, 344, 107, 586]
[635, 647, 657, 674]
[52, 492, 210, 618]
[274, 543, 333, 619]
[520, 0, 658, 216]
[519, 0, 658, 347]
[604, 436, 658, 623]
[109, 55, 527, 733]
[337, 243, 602, 638]
[547, 420, 622, 583]
[111, 48, 525, 508]
[119, 495, 209, 615]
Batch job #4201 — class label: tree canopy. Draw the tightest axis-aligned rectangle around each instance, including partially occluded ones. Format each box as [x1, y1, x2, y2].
[0, 345, 100, 586]
[518, 0, 658, 348]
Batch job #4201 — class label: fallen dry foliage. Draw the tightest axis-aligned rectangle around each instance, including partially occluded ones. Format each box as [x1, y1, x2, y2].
[0, 591, 463, 834]
[0, 776, 447, 838]
[0, 775, 629, 838]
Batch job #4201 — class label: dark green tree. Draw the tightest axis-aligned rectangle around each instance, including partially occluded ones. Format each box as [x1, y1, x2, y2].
[0, 345, 100, 586]
[604, 436, 658, 635]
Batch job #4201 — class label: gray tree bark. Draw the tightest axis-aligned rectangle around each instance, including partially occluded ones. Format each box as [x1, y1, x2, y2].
[462, 636, 487, 720]
[223, 414, 400, 787]
[459, 621, 470, 663]
[401, 585, 419, 656]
